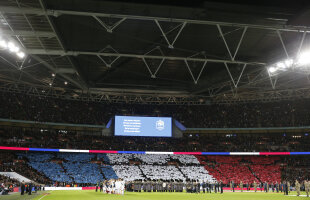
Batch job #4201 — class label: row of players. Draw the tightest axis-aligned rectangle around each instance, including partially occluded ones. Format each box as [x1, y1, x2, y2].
[125, 180, 224, 193]
[95, 179, 125, 195]
[229, 180, 310, 196]
[229, 181, 286, 192]
[95, 179, 310, 197]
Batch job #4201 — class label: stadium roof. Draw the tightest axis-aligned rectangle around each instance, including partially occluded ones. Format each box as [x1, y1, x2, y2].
[0, 0, 310, 104]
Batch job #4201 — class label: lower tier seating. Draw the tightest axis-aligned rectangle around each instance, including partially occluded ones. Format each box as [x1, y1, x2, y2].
[112, 165, 144, 181]
[11, 152, 281, 185]
[196, 155, 281, 184]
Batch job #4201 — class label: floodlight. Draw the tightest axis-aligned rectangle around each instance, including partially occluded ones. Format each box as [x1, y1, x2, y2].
[7, 42, 14, 50]
[276, 62, 285, 69]
[297, 51, 310, 66]
[0, 38, 27, 59]
[284, 59, 293, 68]
[0, 40, 7, 48]
[8, 42, 19, 52]
[64, 81, 68, 85]
[17, 51, 25, 59]
[13, 46, 19, 53]
[268, 67, 276, 73]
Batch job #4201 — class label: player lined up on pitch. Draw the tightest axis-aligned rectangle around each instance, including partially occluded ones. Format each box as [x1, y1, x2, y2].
[95, 179, 125, 195]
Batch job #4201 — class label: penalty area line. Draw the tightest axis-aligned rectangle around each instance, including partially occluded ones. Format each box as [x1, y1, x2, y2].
[38, 191, 53, 200]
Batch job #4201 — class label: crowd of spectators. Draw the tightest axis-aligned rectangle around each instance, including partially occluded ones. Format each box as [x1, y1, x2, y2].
[1, 150, 307, 187]
[0, 174, 19, 189]
[281, 156, 310, 184]
[0, 151, 217, 184]
[199, 156, 282, 184]
[1, 91, 310, 128]
[1, 127, 307, 187]
[0, 127, 309, 152]
[1, 90, 310, 188]
[0, 151, 51, 184]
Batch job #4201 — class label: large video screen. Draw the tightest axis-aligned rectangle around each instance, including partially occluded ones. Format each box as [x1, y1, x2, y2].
[115, 116, 172, 137]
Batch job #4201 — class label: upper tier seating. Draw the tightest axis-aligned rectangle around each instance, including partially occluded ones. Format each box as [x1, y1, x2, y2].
[2, 90, 310, 128]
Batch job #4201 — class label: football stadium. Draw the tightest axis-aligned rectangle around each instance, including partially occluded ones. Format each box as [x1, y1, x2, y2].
[1, 0, 310, 199]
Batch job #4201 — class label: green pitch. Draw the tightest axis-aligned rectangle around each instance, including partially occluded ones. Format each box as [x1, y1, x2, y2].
[2, 191, 308, 200]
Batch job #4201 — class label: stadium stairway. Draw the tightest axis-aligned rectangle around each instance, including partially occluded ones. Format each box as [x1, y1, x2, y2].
[203, 165, 223, 182]
[167, 158, 188, 179]
[247, 165, 262, 183]
[101, 166, 118, 180]
[98, 164, 107, 180]
[59, 162, 74, 182]
[176, 165, 188, 180]
[137, 165, 147, 179]
[0, 172, 32, 183]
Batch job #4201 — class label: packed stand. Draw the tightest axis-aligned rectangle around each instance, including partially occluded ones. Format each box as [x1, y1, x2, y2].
[196, 155, 281, 185]
[1, 91, 310, 128]
[0, 174, 19, 194]
[2, 152, 217, 185]
[1, 151, 307, 190]
[0, 152, 51, 184]
[1, 127, 309, 152]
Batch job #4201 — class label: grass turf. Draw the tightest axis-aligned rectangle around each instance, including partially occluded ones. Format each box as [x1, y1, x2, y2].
[1, 191, 45, 200]
[2, 191, 307, 200]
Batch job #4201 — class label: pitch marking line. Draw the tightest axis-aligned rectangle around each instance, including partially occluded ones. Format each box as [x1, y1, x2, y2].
[38, 191, 53, 200]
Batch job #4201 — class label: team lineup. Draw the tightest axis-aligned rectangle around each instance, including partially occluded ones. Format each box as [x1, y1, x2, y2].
[95, 179, 125, 195]
[93, 179, 310, 196]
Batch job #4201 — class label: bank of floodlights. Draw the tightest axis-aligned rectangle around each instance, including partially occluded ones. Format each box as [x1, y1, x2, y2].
[267, 50, 310, 76]
[0, 36, 26, 59]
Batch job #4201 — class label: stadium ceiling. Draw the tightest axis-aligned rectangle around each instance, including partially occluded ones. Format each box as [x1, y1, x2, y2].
[0, 0, 310, 104]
